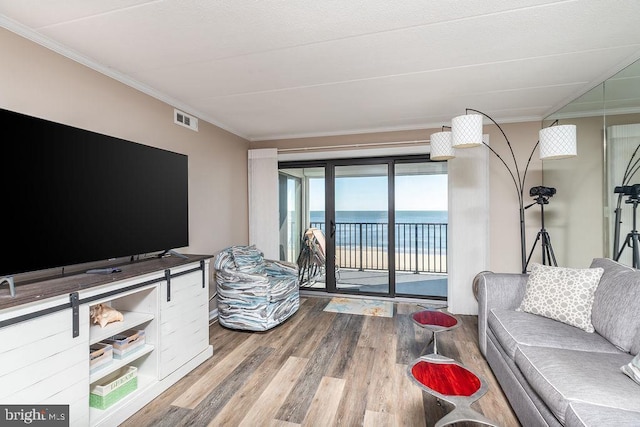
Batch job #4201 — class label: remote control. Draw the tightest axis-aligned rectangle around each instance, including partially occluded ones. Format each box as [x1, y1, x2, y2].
[86, 268, 122, 274]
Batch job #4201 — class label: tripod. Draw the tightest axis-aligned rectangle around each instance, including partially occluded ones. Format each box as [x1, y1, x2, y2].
[615, 195, 640, 268]
[525, 195, 557, 270]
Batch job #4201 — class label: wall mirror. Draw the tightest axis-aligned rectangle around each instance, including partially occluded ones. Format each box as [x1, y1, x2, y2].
[543, 58, 640, 268]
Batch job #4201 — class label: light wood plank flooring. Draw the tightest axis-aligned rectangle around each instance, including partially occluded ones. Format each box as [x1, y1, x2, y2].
[121, 296, 520, 427]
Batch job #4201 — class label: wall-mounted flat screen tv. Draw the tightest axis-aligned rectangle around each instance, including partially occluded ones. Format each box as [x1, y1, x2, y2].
[1, 107, 189, 277]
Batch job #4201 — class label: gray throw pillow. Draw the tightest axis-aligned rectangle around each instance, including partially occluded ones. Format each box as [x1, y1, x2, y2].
[590, 258, 640, 353]
[518, 263, 604, 332]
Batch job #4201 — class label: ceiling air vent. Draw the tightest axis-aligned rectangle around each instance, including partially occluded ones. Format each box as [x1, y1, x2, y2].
[174, 109, 198, 132]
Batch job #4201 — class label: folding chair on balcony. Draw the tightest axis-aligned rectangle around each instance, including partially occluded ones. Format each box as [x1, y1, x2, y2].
[297, 227, 340, 287]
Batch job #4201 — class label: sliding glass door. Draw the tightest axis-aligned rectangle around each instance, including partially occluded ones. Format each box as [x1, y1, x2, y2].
[333, 162, 390, 294]
[279, 166, 326, 289]
[394, 161, 448, 298]
[278, 155, 447, 300]
[278, 172, 302, 262]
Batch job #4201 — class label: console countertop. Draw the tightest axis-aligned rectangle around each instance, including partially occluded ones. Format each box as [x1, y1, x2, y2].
[0, 254, 213, 312]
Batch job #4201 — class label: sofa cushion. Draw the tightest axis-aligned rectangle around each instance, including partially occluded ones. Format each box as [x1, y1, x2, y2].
[565, 402, 640, 427]
[488, 308, 620, 360]
[514, 345, 639, 424]
[517, 263, 603, 332]
[590, 258, 640, 353]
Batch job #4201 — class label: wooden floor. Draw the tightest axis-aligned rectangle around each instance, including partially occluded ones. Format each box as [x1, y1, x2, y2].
[121, 296, 520, 427]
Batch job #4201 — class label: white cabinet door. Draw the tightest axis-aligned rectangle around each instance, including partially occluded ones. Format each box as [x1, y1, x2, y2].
[158, 263, 209, 379]
[0, 305, 90, 426]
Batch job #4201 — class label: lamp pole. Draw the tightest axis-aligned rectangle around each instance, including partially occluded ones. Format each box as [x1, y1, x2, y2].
[613, 142, 640, 259]
[465, 109, 540, 274]
[444, 109, 575, 273]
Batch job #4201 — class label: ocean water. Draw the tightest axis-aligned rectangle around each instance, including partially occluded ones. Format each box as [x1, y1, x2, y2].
[310, 210, 447, 224]
[308, 210, 447, 251]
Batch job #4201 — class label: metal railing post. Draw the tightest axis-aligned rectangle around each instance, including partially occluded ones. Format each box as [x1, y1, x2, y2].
[414, 224, 419, 274]
[359, 223, 364, 271]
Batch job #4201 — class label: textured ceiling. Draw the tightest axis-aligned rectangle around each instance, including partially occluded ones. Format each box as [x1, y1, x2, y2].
[2, 0, 640, 141]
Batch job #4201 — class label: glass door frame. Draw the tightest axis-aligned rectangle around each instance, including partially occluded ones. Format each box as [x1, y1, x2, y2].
[279, 154, 437, 299]
[326, 157, 395, 296]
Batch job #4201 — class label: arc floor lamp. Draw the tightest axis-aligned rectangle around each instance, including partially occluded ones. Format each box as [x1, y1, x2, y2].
[430, 109, 577, 273]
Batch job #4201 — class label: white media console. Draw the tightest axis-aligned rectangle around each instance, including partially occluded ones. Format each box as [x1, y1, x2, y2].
[0, 255, 213, 426]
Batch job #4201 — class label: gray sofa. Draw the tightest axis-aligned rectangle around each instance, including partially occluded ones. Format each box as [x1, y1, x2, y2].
[477, 258, 640, 426]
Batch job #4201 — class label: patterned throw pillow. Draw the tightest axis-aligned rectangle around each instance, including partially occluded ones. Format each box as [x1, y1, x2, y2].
[622, 353, 640, 386]
[517, 263, 604, 332]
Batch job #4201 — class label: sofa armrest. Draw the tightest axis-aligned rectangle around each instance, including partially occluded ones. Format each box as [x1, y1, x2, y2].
[477, 272, 529, 355]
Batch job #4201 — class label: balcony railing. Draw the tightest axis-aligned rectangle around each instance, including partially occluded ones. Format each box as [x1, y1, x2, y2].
[310, 221, 447, 273]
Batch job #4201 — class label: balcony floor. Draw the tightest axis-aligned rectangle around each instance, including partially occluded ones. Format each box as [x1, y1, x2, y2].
[303, 269, 447, 298]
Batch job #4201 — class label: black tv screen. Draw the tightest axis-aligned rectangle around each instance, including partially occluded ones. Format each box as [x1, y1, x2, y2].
[1, 107, 189, 277]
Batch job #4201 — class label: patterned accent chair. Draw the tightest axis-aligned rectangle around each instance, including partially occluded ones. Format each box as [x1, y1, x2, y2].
[214, 245, 300, 331]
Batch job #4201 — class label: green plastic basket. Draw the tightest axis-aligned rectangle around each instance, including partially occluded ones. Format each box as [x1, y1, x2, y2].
[90, 366, 138, 410]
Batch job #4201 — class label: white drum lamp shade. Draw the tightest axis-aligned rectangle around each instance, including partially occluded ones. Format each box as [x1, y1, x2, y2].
[539, 125, 577, 160]
[452, 114, 483, 148]
[430, 131, 455, 160]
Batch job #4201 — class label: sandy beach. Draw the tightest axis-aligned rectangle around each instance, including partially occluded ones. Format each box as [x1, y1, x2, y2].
[291, 246, 447, 274]
[335, 247, 447, 273]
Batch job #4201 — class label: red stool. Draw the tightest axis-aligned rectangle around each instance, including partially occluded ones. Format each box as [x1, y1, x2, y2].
[411, 309, 459, 355]
[408, 354, 498, 427]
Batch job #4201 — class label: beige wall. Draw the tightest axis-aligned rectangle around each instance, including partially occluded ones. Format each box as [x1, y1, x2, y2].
[251, 129, 429, 152]
[484, 121, 544, 273]
[253, 120, 546, 275]
[0, 28, 250, 311]
[543, 116, 605, 268]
